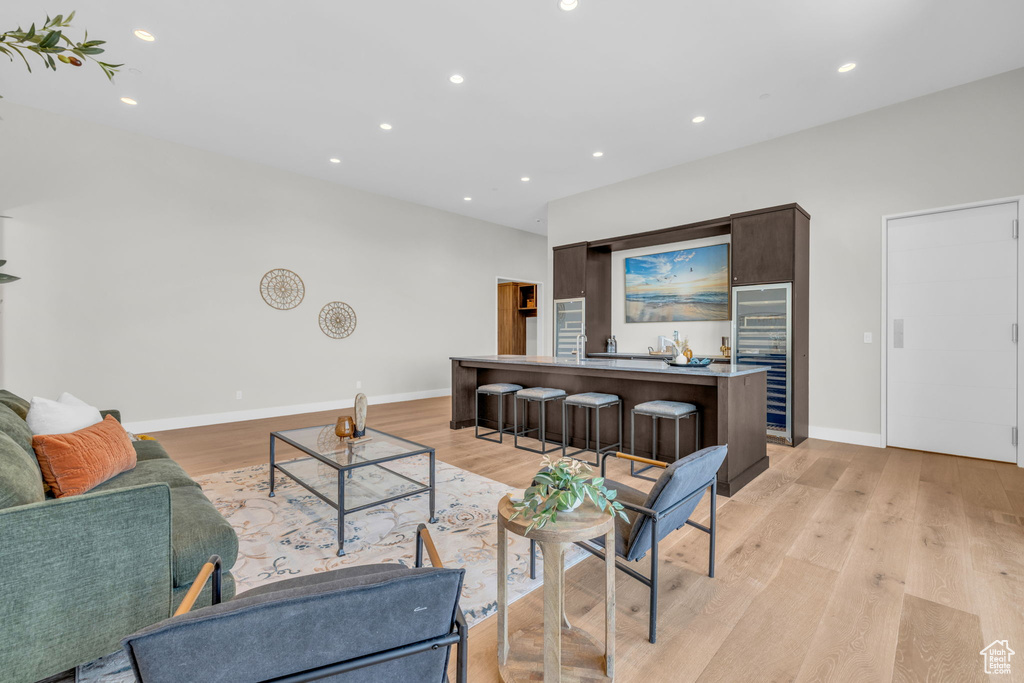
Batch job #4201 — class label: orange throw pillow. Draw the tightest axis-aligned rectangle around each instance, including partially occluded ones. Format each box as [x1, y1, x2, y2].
[32, 415, 137, 497]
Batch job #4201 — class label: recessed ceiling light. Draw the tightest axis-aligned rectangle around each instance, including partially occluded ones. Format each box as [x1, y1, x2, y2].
[521, 177, 530, 182]
[133, 29, 155, 42]
[592, 151, 603, 157]
[449, 74, 464, 84]
[379, 123, 393, 130]
[838, 62, 856, 73]
[464, 197, 472, 202]
[559, 0, 579, 10]
[329, 158, 341, 164]
[120, 97, 137, 105]
[692, 115, 706, 124]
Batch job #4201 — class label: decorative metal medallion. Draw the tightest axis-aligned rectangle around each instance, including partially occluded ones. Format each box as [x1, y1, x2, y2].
[318, 301, 357, 339]
[260, 269, 305, 310]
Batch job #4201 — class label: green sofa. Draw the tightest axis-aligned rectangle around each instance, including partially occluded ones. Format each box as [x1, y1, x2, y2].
[0, 390, 239, 683]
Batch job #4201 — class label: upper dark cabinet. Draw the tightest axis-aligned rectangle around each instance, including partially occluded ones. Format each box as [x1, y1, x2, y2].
[731, 208, 799, 285]
[553, 244, 587, 299]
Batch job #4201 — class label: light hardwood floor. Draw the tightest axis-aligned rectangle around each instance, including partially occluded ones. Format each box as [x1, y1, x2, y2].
[152, 397, 1024, 682]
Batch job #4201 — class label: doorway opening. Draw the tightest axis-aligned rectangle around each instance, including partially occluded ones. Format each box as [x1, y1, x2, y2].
[497, 278, 541, 355]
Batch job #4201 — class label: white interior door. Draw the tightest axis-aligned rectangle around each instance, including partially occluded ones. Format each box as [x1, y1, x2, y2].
[887, 202, 1019, 462]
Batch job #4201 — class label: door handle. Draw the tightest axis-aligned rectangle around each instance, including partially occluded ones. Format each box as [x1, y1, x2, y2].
[893, 319, 904, 349]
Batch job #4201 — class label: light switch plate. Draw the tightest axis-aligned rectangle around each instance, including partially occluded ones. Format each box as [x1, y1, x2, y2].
[864, 332, 873, 343]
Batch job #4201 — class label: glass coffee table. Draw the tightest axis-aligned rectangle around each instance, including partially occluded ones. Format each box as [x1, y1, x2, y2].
[269, 425, 436, 556]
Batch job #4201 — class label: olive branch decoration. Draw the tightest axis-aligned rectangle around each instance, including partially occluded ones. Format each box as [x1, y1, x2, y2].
[0, 12, 122, 97]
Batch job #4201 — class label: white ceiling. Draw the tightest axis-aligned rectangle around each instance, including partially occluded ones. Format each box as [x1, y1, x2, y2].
[3, 0, 1024, 234]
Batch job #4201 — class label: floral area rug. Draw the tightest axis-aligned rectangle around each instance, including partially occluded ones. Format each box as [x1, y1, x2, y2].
[78, 456, 588, 681]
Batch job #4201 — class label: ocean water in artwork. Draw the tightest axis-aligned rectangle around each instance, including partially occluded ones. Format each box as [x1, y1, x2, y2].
[625, 244, 730, 322]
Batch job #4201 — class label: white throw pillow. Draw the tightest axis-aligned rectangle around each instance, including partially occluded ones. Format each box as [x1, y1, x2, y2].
[26, 394, 104, 435]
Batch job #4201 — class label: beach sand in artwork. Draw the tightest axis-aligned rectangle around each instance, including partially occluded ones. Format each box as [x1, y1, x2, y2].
[626, 300, 729, 323]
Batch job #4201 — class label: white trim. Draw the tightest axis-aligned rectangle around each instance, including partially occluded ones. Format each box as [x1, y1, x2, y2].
[808, 426, 883, 448]
[124, 388, 452, 433]
[880, 195, 1024, 468]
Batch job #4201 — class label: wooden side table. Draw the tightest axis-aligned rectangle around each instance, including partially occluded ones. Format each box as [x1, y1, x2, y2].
[497, 494, 615, 682]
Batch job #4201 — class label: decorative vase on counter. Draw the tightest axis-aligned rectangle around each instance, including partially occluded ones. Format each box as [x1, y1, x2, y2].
[335, 416, 354, 439]
[353, 392, 368, 437]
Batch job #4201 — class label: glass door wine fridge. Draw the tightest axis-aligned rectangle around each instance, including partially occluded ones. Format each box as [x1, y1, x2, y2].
[732, 283, 792, 444]
[553, 298, 585, 358]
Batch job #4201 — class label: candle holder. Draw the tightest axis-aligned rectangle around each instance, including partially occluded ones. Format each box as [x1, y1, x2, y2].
[335, 416, 354, 439]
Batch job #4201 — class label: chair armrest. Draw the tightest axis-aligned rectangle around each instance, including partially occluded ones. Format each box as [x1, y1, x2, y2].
[617, 499, 658, 517]
[601, 451, 669, 476]
[415, 523, 444, 569]
[100, 408, 122, 423]
[174, 555, 223, 616]
[0, 484, 173, 681]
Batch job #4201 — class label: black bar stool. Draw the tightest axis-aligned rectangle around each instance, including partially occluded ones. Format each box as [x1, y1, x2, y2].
[513, 387, 566, 455]
[475, 383, 523, 443]
[561, 392, 623, 466]
[630, 400, 699, 481]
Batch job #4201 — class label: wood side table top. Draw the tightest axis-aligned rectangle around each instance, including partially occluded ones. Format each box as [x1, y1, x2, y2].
[497, 493, 615, 543]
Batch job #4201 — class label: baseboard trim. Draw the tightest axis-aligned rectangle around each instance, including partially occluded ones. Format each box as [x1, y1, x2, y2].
[124, 388, 452, 433]
[808, 426, 883, 448]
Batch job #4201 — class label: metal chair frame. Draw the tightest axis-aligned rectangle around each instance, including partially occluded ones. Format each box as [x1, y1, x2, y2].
[561, 398, 623, 466]
[513, 393, 565, 455]
[474, 387, 518, 444]
[528, 452, 716, 644]
[168, 528, 467, 683]
[629, 407, 700, 482]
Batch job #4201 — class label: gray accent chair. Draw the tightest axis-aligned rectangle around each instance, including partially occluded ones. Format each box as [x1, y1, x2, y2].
[530, 445, 727, 644]
[123, 525, 467, 683]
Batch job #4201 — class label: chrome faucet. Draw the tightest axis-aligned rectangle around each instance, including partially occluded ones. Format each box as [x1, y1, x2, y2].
[575, 333, 588, 360]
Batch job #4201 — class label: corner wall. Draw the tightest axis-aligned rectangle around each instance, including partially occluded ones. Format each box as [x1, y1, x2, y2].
[0, 102, 547, 427]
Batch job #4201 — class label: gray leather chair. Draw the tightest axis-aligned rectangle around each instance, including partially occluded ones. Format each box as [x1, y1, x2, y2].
[123, 525, 467, 682]
[530, 445, 727, 644]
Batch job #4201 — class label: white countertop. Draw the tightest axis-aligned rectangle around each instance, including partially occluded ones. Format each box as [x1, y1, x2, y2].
[450, 355, 768, 378]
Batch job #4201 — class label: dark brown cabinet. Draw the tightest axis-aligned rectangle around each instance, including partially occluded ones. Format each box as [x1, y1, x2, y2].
[552, 244, 587, 299]
[551, 243, 610, 355]
[731, 208, 799, 285]
[551, 203, 809, 449]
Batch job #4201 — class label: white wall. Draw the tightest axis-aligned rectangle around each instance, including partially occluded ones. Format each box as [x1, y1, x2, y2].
[610, 234, 731, 356]
[547, 67, 1024, 444]
[0, 102, 547, 429]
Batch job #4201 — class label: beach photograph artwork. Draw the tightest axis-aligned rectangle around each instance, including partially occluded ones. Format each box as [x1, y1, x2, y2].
[625, 244, 730, 322]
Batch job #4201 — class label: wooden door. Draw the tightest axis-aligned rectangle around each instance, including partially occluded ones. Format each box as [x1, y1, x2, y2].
[731, 209, 795, 285]
[497, 283, 526, 354]
[887, 201, 1018, 461]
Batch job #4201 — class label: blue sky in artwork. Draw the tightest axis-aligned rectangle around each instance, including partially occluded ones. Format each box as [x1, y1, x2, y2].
[625, 244, 729, 295]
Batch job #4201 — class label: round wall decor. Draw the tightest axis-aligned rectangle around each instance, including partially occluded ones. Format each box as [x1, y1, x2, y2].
[319, 301, 357, 339]
[260, 268, 305, 310]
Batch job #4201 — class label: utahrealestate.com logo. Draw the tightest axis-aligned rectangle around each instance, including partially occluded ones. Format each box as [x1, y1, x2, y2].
[980, 640, 1015, 675]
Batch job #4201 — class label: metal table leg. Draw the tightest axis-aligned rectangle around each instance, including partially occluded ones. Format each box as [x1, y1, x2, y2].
[429, 449, 437, 523]
[337, 474, 346, 557]
[269, 434, 276, 498]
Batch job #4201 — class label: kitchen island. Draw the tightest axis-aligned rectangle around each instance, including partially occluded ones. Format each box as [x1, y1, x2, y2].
[451, 355, 769, 495]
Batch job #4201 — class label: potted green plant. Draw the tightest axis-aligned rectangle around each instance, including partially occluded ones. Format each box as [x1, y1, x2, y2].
[510, 454, 629, 532]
